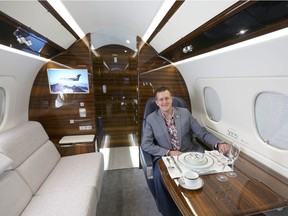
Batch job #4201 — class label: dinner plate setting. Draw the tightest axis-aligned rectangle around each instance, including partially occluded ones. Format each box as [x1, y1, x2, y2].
[178, 152, 214, 169]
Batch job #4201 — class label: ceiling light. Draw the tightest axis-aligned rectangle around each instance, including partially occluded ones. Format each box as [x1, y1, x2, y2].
[47, 0, 85, 39]
[0, 44, 49, 62]
[126, 40, 130, 44]
[237, 29, 248, 35]
[142, 0, 175, 42]
[183, 45, 193, 53]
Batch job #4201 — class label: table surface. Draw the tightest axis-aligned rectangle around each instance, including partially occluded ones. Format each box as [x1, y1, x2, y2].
[159, 154, 288, 216]
[59, 134, 95, 144]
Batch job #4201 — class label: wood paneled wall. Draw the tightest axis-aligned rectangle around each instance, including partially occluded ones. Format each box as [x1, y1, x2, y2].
[137, 37, 191, 133]
[92, 45, 138, 147]
[29, 34, 190, 154]
[29, 36, 96, 155]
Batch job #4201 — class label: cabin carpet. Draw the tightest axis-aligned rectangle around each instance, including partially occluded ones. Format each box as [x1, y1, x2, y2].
[96, 168, 161, 216]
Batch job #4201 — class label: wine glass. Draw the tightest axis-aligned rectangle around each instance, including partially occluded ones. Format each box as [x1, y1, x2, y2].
[226, 141, 241, 177]
[216, 153, 229, 182]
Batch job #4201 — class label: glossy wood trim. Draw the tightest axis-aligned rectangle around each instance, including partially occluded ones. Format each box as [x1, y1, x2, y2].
[159, 153, 288, 216]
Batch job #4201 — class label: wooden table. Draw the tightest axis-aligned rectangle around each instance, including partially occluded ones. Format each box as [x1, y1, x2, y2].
[51, 135, 96, 156]
[159, 154, 288, 216]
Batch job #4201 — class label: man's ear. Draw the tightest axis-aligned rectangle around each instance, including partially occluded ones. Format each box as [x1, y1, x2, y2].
[155, 100, 160, 107]
[155, 99, 160, 107]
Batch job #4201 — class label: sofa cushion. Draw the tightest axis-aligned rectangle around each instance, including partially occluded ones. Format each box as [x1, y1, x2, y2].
[0, 121, 49, 168]
[21, 186, 97, 216]
[0, 152, 13, 175]
[16, 141, 61, 194]
[0, 171, 32, 216]
[36, 152, 104, 199]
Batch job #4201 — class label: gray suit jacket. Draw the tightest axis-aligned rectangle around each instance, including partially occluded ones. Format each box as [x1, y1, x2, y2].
[141, 107, 220, 161]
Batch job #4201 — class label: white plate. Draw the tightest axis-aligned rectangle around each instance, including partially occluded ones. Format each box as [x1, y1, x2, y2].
[184, 152, 207, 165]
[179, 177, 204, 190]
[178, 152, 214, 169]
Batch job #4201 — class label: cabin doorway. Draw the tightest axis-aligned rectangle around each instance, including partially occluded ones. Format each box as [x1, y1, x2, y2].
[92, 45, 139, 168]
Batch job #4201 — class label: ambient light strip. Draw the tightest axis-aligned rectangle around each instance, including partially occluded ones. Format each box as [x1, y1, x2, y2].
[142, 0, 176, 42]
[173, 27, 288, 66]
[0, 44, 49, 62]
[47, 0, 85, 39]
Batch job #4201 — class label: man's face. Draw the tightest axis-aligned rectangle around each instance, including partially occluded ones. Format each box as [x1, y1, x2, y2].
[155, 90, 173, 113]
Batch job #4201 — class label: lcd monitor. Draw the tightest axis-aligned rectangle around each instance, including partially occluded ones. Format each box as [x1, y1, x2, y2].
[47, 68, 89, 94]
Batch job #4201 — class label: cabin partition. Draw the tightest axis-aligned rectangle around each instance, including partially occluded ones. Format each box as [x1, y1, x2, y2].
[29, 35, 97, 156]
[29, 34, 190, 156]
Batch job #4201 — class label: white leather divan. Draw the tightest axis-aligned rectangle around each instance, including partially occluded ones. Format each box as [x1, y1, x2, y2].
[0, 121, 104, 216]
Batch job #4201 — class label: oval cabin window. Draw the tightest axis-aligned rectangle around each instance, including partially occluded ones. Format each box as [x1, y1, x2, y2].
[204, 87, 222, 122]
[255, 92, 288, 150]
[0, 88, 6, 124]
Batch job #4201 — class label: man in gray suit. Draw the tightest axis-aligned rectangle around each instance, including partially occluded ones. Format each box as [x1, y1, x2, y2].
[141, 87, 229, 216]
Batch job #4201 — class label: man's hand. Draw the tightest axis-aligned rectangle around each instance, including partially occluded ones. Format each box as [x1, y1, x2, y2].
[218, 143, 230, 155]
[169, 150, 182, 156]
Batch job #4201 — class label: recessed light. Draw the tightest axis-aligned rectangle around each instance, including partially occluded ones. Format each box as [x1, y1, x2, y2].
[237, 29, 248, 35]
[183, 45, 193, 53]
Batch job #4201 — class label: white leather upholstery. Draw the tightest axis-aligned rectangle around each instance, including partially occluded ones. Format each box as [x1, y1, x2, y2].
[21, 187, 97, 216]
[16, 141, 61, 194]
[0, 171, 32, 216]
[36, 152, 104, 199]
[0, 121, 104, 216]
[0, 152, 13, 175]
[0, 121, 49, 168]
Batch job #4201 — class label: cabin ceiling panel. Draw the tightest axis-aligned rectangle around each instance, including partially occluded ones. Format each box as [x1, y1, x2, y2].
[91, 28, 137, 51]
[0, 1, 47, 27]
[47, 22, 77, 49]
[0, 1, 77, 49]
[29, 10, 76, 49]
[150, 0, 238, 53]
[62, 0, 162, 36]
[61, 0, 163, 50]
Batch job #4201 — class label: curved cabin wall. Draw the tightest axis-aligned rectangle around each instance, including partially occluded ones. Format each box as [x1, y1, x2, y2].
[0, 47, 47, 132]
[29, 35, 190, 156]
[175, 28, 288, 179]
[29, 36, 96, 156]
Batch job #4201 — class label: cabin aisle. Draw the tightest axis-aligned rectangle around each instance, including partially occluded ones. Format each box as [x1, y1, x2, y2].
[99, 145, 139, 170]
[96, 168, 161, 216]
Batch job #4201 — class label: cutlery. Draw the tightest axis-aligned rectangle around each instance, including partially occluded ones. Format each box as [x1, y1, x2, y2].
[208, 151, 222, 166]
[171, 156, 182, 173]
[166, 157, 175, 169]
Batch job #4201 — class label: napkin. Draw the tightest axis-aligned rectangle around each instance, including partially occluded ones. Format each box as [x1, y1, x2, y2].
[162, 156, 182, 178]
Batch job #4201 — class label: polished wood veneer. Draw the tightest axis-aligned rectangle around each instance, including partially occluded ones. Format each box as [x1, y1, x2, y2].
[29, 36, 97, 156]
[159, 154, 288, 216]
[29, 35, 191, 154]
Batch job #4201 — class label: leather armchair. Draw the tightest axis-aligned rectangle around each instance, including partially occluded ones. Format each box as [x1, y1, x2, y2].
[140, 96, 189, 198]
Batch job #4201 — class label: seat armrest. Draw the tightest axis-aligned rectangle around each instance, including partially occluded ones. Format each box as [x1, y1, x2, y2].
[140, 147, 153, 179]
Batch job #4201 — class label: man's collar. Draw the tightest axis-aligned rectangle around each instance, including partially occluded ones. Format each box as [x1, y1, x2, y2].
[161, 108, 175, 120]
